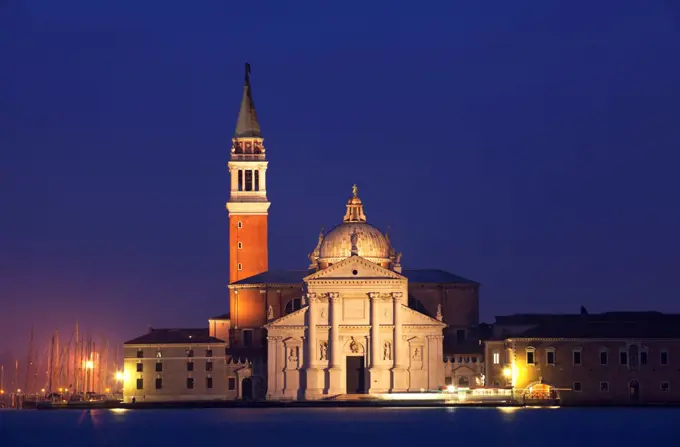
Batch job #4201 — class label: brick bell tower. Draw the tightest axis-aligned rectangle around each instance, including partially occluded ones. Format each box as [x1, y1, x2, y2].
[227, 63, 270, 331]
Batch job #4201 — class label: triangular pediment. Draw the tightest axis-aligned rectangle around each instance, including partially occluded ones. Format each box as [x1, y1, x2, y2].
[304, 256, 405, 281]
[401, 305, 447, 327]
[265, 306, 307, 328]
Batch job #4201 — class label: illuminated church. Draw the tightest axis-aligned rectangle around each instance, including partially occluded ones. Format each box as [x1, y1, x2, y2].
[214, 65, 482, 400]
[124, 65, 482, 402]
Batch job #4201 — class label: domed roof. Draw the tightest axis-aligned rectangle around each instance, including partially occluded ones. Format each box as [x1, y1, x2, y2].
[308, 185, 401, 268]
[319, 222, 392, 259]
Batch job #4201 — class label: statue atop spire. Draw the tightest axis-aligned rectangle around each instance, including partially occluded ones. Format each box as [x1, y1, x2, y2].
[234, 62, 262, 138]
[343, 185, 367, 223]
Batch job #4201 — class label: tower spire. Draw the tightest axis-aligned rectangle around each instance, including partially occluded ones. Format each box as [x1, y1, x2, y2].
[343, 185, 367, 223]
[235, 62, 261, 138]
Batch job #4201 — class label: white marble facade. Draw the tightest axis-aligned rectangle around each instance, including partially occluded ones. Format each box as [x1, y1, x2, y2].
[265, 256, 446, 400]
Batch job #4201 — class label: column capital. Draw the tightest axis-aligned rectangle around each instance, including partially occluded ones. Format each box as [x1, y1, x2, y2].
[327, 292, 340, 302]
[368, 292, 381, 301]
[307, 292, 319, 303]
[391, 292, 404, 302]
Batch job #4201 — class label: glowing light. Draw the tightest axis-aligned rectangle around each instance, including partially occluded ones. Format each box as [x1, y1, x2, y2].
[58, 388, 62, 392]
[446, 385, 456, 393]
[457, 391, 467, 401]
[498, 406, 520, 413]
[0, 390, 4, 394]
[502, 367, 512, 378]
[41, 388, 46, 393]
[110, 408, 128, 414]
[17, 389, 21, 393]
[105, 388, 110, 393]
[85, 360, 94, 370]
[115, 371, 124, 381]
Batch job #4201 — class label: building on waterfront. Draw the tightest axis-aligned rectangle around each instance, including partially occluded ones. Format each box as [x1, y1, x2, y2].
[122, 328, 252, 402]
[123, 63, 481, 401]
[484, 310, 680, 405]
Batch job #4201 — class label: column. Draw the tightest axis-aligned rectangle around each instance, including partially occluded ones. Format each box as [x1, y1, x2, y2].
[230, 167, 238, 193]
[259, 167, 267, 192]
[304, 293, 322, 399]
[391, 291, 407, 392]
[328, 292, 342, 394]
[367, 292, 385, 393]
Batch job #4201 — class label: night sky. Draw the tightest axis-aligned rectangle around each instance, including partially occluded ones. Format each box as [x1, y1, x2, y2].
[2, 1, 680, 359]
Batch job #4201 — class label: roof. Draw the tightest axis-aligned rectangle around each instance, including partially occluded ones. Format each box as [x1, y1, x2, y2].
[493, 311, 680, 340]
[124, 328, 224, 345]
[230, 268, 477, 286]
[234, 63, 261, 138]
[209, 313, 230, 320]
[403, 269, 477, 285]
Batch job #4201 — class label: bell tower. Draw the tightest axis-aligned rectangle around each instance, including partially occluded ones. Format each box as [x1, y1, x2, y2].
[227, 63, 270, 287]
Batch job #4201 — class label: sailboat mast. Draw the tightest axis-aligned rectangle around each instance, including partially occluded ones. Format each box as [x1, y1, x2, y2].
[73, 321, 80, 394]
[1, 364, 4, 393]
[24, 326, 34, 394]
[47, 333, 54, 394]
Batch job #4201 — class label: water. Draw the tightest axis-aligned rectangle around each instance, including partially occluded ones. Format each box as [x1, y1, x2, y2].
[0, 407, 677, 446]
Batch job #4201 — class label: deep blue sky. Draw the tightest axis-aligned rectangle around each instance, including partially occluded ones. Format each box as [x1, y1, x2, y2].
[2, 1, 679, 356]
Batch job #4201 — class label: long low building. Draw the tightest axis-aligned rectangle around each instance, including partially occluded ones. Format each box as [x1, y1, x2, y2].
[122, 328, 253, 403]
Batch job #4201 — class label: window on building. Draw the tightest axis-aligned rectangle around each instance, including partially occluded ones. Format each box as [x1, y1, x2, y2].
[493, 380, 501, 387]
[136, 362, 143, 373]
[228, 377, 236, 391]
[206, 361, 213, 372]
[600, 350, 608, 366]
[136, 378, 143, 390]
[573, 350, 582, 366]
[156, 350, 162, 358]
[237, 263, 243, 271]
[285, 298, 302, 315]
[661, 382, 670, 392]
[187, 362, 194, 372]
[526, 348, 535, 365]
[254, 170, 260, 191]
[573, 382, 582, 392]
[546, 349, 556, 365]
[206, 349, 213, 358]
[155, 378, 162, 390]
[187, 378, 194, 389]
[187, 349, 194, 357]
[237, 242, 242, 249]
[237, 221, 243, 229]
[206, 377, 213, 389]
[641, 351, 648, 365]
[155, 362, 162, 372]
[245, 170, 253, 191]
[243, 329, 253, 347]
[136, 349, 143, 359]
[600, 382, 609, 392]
[238, 170, 243, 191]
[661, 350, 669, 365]
[620, 351, 628, 366]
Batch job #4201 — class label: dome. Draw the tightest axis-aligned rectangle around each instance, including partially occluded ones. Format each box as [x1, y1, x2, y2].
[308, 185, 402, 270]
[319, 222, 392, 260]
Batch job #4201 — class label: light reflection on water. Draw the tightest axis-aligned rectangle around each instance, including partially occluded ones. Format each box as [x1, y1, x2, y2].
[1, 407, 677, 446]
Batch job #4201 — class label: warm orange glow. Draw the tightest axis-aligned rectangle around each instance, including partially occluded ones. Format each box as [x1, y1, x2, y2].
[502, 367, 512, 378]
[115, 371, 124, 381]
[105, 388, 110, 393]
[41, 388, 46, 393]
[58, 388, 62, 392]
[17, 389, 21, 393]
[0, 390, 4, 394]
[85, 360, 94, 369]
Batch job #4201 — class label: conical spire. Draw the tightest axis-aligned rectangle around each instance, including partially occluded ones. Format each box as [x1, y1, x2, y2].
[235, 63, 262, 138]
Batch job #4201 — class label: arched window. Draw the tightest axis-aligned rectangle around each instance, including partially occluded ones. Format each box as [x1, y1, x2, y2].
[285, 298, 302, 315]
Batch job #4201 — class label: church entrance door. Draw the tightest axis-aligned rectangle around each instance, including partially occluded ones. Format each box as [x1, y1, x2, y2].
[346, 355, 365, 394]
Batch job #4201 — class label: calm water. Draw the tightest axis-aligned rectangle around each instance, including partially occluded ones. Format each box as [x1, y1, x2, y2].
[1, 407, 677, 446]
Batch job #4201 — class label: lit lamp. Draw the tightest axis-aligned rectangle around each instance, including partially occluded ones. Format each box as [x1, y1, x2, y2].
[41, 388, 46, 393]
[115, 371, 124, 382]
[85, 360, 94, 370]
[502, 367, 512, 378]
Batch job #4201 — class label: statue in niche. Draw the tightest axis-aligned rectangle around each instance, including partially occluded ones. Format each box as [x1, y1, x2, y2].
[288, 347, 298, 362]
[267, 305, 274, 320]
[412, 348, 419, 360]
[383, 341, 392, 361]
[349, 337, 360, 354]
[320, 308, 326, 318]
[320, 341, 328, 360]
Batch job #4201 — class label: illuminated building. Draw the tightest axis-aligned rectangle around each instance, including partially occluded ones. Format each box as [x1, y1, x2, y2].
[122, 64, 482, 402]
[484, 310, 680, 404]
